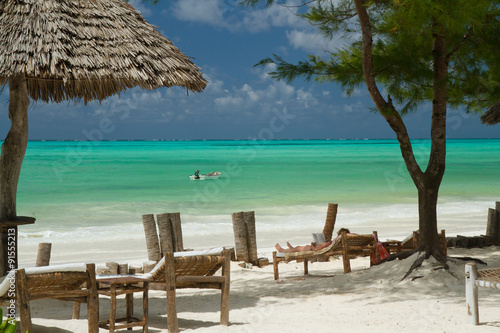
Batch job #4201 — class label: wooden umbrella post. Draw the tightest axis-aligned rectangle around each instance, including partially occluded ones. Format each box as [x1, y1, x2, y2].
[231, 212, 249, 263]
[35, 242, 52, 267]
[157, 213, 174, 254]
[322, 203, 338, 241]
[486, 202, 500, 245]
[0, 217, 35, 276]
[243, 211, 258, 265]
[171, 212, 184, 252]
[0, 0, 208, 278]
[142, 214, 160, 262]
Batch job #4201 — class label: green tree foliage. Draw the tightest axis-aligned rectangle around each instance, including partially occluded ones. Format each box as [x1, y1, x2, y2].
[246, 0, 500, 268]
[249, 0, 499, 113]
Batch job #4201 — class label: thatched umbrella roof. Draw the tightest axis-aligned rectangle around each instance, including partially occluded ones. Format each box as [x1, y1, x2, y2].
[481, 101, 500, 125]
[0, 0, 207, 104]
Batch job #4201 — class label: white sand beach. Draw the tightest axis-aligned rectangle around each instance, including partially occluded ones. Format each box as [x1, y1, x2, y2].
[20, 245, 500, 333]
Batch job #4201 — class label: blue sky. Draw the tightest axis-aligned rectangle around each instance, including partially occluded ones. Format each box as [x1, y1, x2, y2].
[1, 0, 498, 140]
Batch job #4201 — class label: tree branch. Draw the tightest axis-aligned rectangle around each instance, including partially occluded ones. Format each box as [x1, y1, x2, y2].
[427, 23, 448, 179]
[446, 27, 473, 62]
[353, 0, 423, 184]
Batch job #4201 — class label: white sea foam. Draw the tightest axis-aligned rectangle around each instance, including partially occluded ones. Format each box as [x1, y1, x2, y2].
[17, 199, 496, 266]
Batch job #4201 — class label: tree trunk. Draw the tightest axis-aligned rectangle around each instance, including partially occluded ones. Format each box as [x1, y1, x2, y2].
[417, 180, 445, 260]
[0, 74, 29, 219]
[414, 24, 448, 262]
[0, 74, 30, 276]
[354, 0, 448, 265]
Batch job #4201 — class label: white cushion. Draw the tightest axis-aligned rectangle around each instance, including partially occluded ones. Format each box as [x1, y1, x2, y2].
[0, 263, 87, 297]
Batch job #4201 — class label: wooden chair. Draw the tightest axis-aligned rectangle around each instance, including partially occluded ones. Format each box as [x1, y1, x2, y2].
[0, 263, 98, 333]
[465, 262, 500, 325]
[147, 248, 231, 333]
[273, 231, 377, 280]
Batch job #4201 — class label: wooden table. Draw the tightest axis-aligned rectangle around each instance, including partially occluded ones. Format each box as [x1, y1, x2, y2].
[97, 276, 148, 333]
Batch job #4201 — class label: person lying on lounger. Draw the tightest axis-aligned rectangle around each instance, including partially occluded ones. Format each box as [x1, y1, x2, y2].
[275, 228, 351, 253]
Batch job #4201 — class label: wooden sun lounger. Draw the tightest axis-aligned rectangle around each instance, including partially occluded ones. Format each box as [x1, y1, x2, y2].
[272, 231, 377, 280]
[148, 248, 231, 333]
[72, 248, 230, 333]
[465, 262, 500, 325]
[0, 263, 98, 333]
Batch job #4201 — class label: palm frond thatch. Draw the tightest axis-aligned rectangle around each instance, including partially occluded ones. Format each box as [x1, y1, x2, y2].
[481, 101, 500, 125]
[0, 0, 207, 104]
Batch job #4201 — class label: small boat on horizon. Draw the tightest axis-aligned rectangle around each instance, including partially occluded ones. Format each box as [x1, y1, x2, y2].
[189, 171, 222, 180]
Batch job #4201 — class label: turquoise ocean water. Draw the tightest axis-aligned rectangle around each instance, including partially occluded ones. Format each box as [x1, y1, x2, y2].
[14, 139, 500, 264]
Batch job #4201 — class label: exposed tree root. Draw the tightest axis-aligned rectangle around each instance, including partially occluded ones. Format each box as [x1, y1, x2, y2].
[401, 253, 426, 281]
[398, 249, 449, 281]
[376, 248, 486, 281]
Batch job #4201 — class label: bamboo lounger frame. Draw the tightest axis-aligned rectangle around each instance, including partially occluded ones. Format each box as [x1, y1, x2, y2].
[72, 248, 230, 332]
[0, 263, 98, 333]
[149, 249, 231, 333]
[273, 232, 377, 280]
[465, 262, 500, 325]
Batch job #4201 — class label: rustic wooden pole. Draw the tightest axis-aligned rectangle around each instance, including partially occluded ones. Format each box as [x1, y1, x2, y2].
[106, 262, 118, 275]
[486, 208, 499, 244]
[243, 211, 258, 265]
[165, 251, 178, 333]
[171, 212, 184, 252]
[272, 252, 279, 280]
[341, 231, 351, 273]
[86, 263, 99, 333]
[16, 269, 32, 333]
[495, 202, 500, 244]
[143, 281, 149, 333]
[440, 229, 447, 256]
[231, 212, 249, 262]
[110, 284, 117, 333]
[126, 291, 133, 322]
[220, 249, 231, 325]
[157, 213, 174, 254]
[465, 262, 479, 325]
[322, 203, 338, 241]
[35, 242, 52, 267]
[142, 214, 161, 261]
[72, 302, 81, 320]
[372, 231, 380, 265]
[118, 263, 128, 275]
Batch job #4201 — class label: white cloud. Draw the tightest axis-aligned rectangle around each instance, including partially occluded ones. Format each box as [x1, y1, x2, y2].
[129, 0, 153, 17]
[241, 2, 309, 33]
[171, 0, 226, 27]
[253, 63, 277, 81]
[286, 29, 342, 55]
[344, 101, 365, 113]
[170, 0, 308, 33]
[296, 89, 317, 108]
[214, 95, 244, 107]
